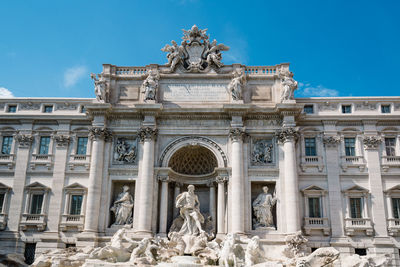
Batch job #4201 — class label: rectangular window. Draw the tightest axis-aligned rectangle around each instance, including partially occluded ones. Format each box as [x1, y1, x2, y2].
[76, 137, 88, 155]
[385, 138, 396, 157]
[80, 106, 86, 113]
[342, 105, 352, 114]
[43, 105, 53, 113]
[304, 137, 317, 156]
[381, 105, 391, 113]
[393, 198, 400, 219]
[344, 138, 356, 156]
[30, 194, 43, 214]
[1, 136, 13, 154]
[308, 197, 321, 218]
[39, 136, 50, 154]
[7, 105, 17, 113]
[304, 105, 314, 114]
[70, 195, 83, 215]
[0, 193, 4, 213]
[350, 197, 362, 218]
[24, 243, 36, 265]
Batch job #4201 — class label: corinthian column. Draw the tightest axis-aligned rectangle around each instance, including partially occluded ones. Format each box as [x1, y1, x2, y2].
[158, 176, 169, 236]
[277, 127, 300, 233]
[229, 128, 245, 234]
[216, 176, 227, 235]
[135, 127, 157, 236]
[84, 127, 112, 233]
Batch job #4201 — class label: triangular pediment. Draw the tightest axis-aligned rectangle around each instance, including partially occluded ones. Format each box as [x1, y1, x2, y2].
[0, 182, 11, 190]
[301, 185, 326, 192]
[64, 183, 86, 190]
[385, 185, 400, 193]
[25, 182, 49, 190]
[342, 185, 369, 193]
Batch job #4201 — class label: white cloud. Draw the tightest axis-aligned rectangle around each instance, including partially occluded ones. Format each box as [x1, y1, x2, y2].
[63, 66, 87, 87]
[0, 87, 14, 98]
[297, 82, 339, 97]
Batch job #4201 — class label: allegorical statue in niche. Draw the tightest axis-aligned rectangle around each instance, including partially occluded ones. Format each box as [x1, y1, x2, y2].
[175, 184, 205, 236]
[228, 69, 246, 101]
[280, 70, 298, 102]
[110, 185, 134, 225]
[141, 69, 160, 101]
[252, 186, 277, 229]
[252, 140, 273, 165]
[90, 73, 107, 103]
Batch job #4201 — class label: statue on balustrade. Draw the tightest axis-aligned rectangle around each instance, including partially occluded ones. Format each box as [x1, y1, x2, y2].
[280, 69, 298, 102]
[110, 185, 134, 225]
[141, 69, 160, 101]
[252, 186, 277, 229]
[228, 69, 246, 101]
[90, 73, 108, 103]
[175, 184, 205, 236]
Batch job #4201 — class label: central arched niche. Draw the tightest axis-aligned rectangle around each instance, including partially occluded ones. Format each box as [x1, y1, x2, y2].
[168, 145, 218, 175]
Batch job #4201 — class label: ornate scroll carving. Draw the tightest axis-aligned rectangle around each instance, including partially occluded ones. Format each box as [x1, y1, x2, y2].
[276, 128, 298, 143]
[323, 135, 341, 147]
[138, 127, 157, 142]
[89, 127, 112, 141]
[15, 134, 34, 147]
[55, 103, 78, 111]
[19, 102, 41, 110]
[229, 128, 246, 142]
[252, 140, 273, 165]
[53, 135, 71, 147]
[318, 102, 338, 111]
[363, 136, 382, 149]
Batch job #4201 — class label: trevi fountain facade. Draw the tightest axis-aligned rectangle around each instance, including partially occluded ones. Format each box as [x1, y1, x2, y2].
[0, 26, 399, 266]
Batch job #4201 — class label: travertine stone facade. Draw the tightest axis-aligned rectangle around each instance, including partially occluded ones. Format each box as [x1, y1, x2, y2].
[0, 26, 400, 265]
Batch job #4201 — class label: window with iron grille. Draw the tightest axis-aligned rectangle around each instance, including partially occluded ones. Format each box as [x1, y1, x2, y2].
[70, 195, 83, 215]
[385, 138, 396, 156]
[304, 137, 317, 156]
[76, 137, 88, 155]
[381, 105, 391, 113]
[39, 136, 50, 154]
[344, 138, 356, 156]
[30, 194, 43, 214]
[303, 105, 314, 114]
[342, 105, 352, 114]
[308, 197, 321, 218]
[24, 243, 36, 265]
[1, 136, 13, 154]
[7, 105, 17, 113]
[43, 105, 53, 113]
[350, 197, 362, 218]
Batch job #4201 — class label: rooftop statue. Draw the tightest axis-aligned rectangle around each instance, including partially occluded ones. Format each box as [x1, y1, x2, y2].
[280, 69, 298, 102]
[90, 73, 108, 103]
[161, 25, 229, 73]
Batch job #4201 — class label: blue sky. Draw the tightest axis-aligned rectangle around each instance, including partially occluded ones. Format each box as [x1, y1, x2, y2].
[0, 0, 399, 98]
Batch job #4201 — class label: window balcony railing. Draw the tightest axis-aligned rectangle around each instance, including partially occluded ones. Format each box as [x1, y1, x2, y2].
[30, 154, 53, 170]
[0, 213, 7, 230]
[382, 156, 400, 172]
[59, 214, 85, 231]
[20, 213, 46, 231]
[344, 217, 373, 236]
[388, 218, 400, 236]
[0, 154, 15, 170]
[303, 217, 330, 235]
[68, 154, 90, 171]
[340, 156, 366, 172]
[300, 156, 324, 172]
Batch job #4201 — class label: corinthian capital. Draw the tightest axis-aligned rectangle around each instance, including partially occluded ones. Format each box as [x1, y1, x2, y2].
[53, 135, 71, 147]
[363, 136, 382, 150]
[229, 128, 246, 142]
[89, 127, 112, 142]
[216, 176, 228, 184]
[138, 127, 158, 142]
[15, 134, 34, 148]
[276, 127, 298, 144]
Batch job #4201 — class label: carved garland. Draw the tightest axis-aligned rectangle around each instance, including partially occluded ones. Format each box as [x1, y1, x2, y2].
[15, 134, 34, 147]
[159, 136, 228, 167]
[322, 136, 341, 147]
[363, 136, 382, 149]
[53, 135, 71, 147]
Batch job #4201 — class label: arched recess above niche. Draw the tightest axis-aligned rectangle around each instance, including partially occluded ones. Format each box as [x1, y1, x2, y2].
[159, 136, 228, 169]
[169, 145, 217, 175]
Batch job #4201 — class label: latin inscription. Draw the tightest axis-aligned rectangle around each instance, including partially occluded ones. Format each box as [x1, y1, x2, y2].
[163, 84, 229, 102]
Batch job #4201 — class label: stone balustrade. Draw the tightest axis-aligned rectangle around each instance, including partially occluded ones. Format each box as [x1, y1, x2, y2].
[303, 217, 330, 235]
[20, 213, 47, 231]
[30, 154, 53, 170]
[60, 214, 85, 231]
[344, 217, 373, 236]
[115, 67, 147, 76]
[340, 156, 366, 172]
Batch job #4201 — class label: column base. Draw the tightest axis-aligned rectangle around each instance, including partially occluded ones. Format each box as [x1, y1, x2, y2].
[76, 231, 100, 248]
[133, 230, 154, 238]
